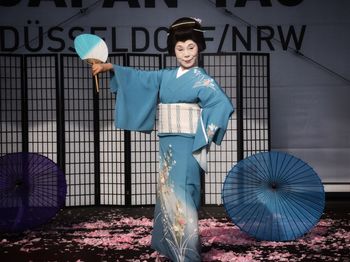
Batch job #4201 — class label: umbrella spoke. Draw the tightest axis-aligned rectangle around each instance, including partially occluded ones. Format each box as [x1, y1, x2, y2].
[277, 192, 300, 240]
[284, 186, 325, 211]
[235, 164, 267, 184]
[283, 191, 325, 221]
[278, 187, 319, 238]
[251, 154, 271, 181]
[224, 193, 258, 213]
[224, 175, 263, 187]
[280, 162, 311, 184]
[284, 199, 312, 234]
[235, 199, 265, 232]
[274, 192, 289, 240]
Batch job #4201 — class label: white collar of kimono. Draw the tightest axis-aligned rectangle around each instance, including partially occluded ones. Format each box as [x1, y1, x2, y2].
[176, 66, 198, 78]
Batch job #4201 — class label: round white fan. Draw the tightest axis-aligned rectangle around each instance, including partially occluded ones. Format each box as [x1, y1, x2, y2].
[74, 34, 109, 92]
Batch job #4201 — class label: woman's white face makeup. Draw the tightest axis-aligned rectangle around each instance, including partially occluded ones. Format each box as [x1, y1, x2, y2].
[175, 40, 199, 70]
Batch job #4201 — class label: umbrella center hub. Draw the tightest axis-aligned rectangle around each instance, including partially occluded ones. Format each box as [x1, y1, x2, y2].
[270, 182, 278, 190]
[15, 179, 24, 187]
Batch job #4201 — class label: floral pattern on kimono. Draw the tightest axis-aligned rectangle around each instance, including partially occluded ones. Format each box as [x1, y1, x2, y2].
[155, 145, 200, 261]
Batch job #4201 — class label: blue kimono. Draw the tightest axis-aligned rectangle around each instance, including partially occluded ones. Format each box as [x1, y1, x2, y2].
[110, 65, 234, 262]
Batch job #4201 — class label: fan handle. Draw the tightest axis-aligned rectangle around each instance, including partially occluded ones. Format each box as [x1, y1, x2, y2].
[86, 58, 101, 93]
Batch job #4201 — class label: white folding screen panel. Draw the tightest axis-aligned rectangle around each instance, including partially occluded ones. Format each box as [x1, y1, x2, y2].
[241, 54, 270, 157]
[0, 55, 23, 154]
[62, 55, 95, 206]
[26, 55, 58, 163]
[99, 54, 126, 205]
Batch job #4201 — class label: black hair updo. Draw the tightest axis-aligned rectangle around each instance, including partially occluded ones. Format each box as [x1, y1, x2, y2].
[167, 17, 206, 55]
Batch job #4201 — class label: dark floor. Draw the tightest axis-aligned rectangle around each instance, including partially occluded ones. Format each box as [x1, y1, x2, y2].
[0, 200, 349, 262]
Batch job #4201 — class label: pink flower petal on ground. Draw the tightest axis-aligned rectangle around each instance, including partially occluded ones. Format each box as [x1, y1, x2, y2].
[199, 219, 255, 246]
[138, 235, 152, 246]
[3, 215, 347, 261]
[202, 248, 257, 262]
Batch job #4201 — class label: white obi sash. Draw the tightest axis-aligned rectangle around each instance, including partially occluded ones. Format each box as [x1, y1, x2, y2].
[158, 103, 201, 134]
[158, 103, 208, 172]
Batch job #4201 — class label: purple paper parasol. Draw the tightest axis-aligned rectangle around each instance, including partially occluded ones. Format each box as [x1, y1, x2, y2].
[0, 152, 67, 232]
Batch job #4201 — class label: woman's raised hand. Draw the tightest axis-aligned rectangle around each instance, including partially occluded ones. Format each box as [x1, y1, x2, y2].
[92, 63, 113, 76]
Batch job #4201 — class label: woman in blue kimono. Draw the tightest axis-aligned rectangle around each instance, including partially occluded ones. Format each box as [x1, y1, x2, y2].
[92, 17, 234, 261]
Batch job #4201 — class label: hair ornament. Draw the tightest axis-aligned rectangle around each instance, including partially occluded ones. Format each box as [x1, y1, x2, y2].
[191, 17, 202, 24]
[193, 28, 205, 33]
[171, 21, 196, 28]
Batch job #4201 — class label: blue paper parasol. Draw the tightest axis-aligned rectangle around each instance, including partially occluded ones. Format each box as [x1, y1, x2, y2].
[0, 152, 67, 232]
[222, 151, 325, 241]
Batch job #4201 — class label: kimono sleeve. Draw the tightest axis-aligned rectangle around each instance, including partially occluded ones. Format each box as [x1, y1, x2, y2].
[109, 65, 162, 133]
[192, 76, 234, 170]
